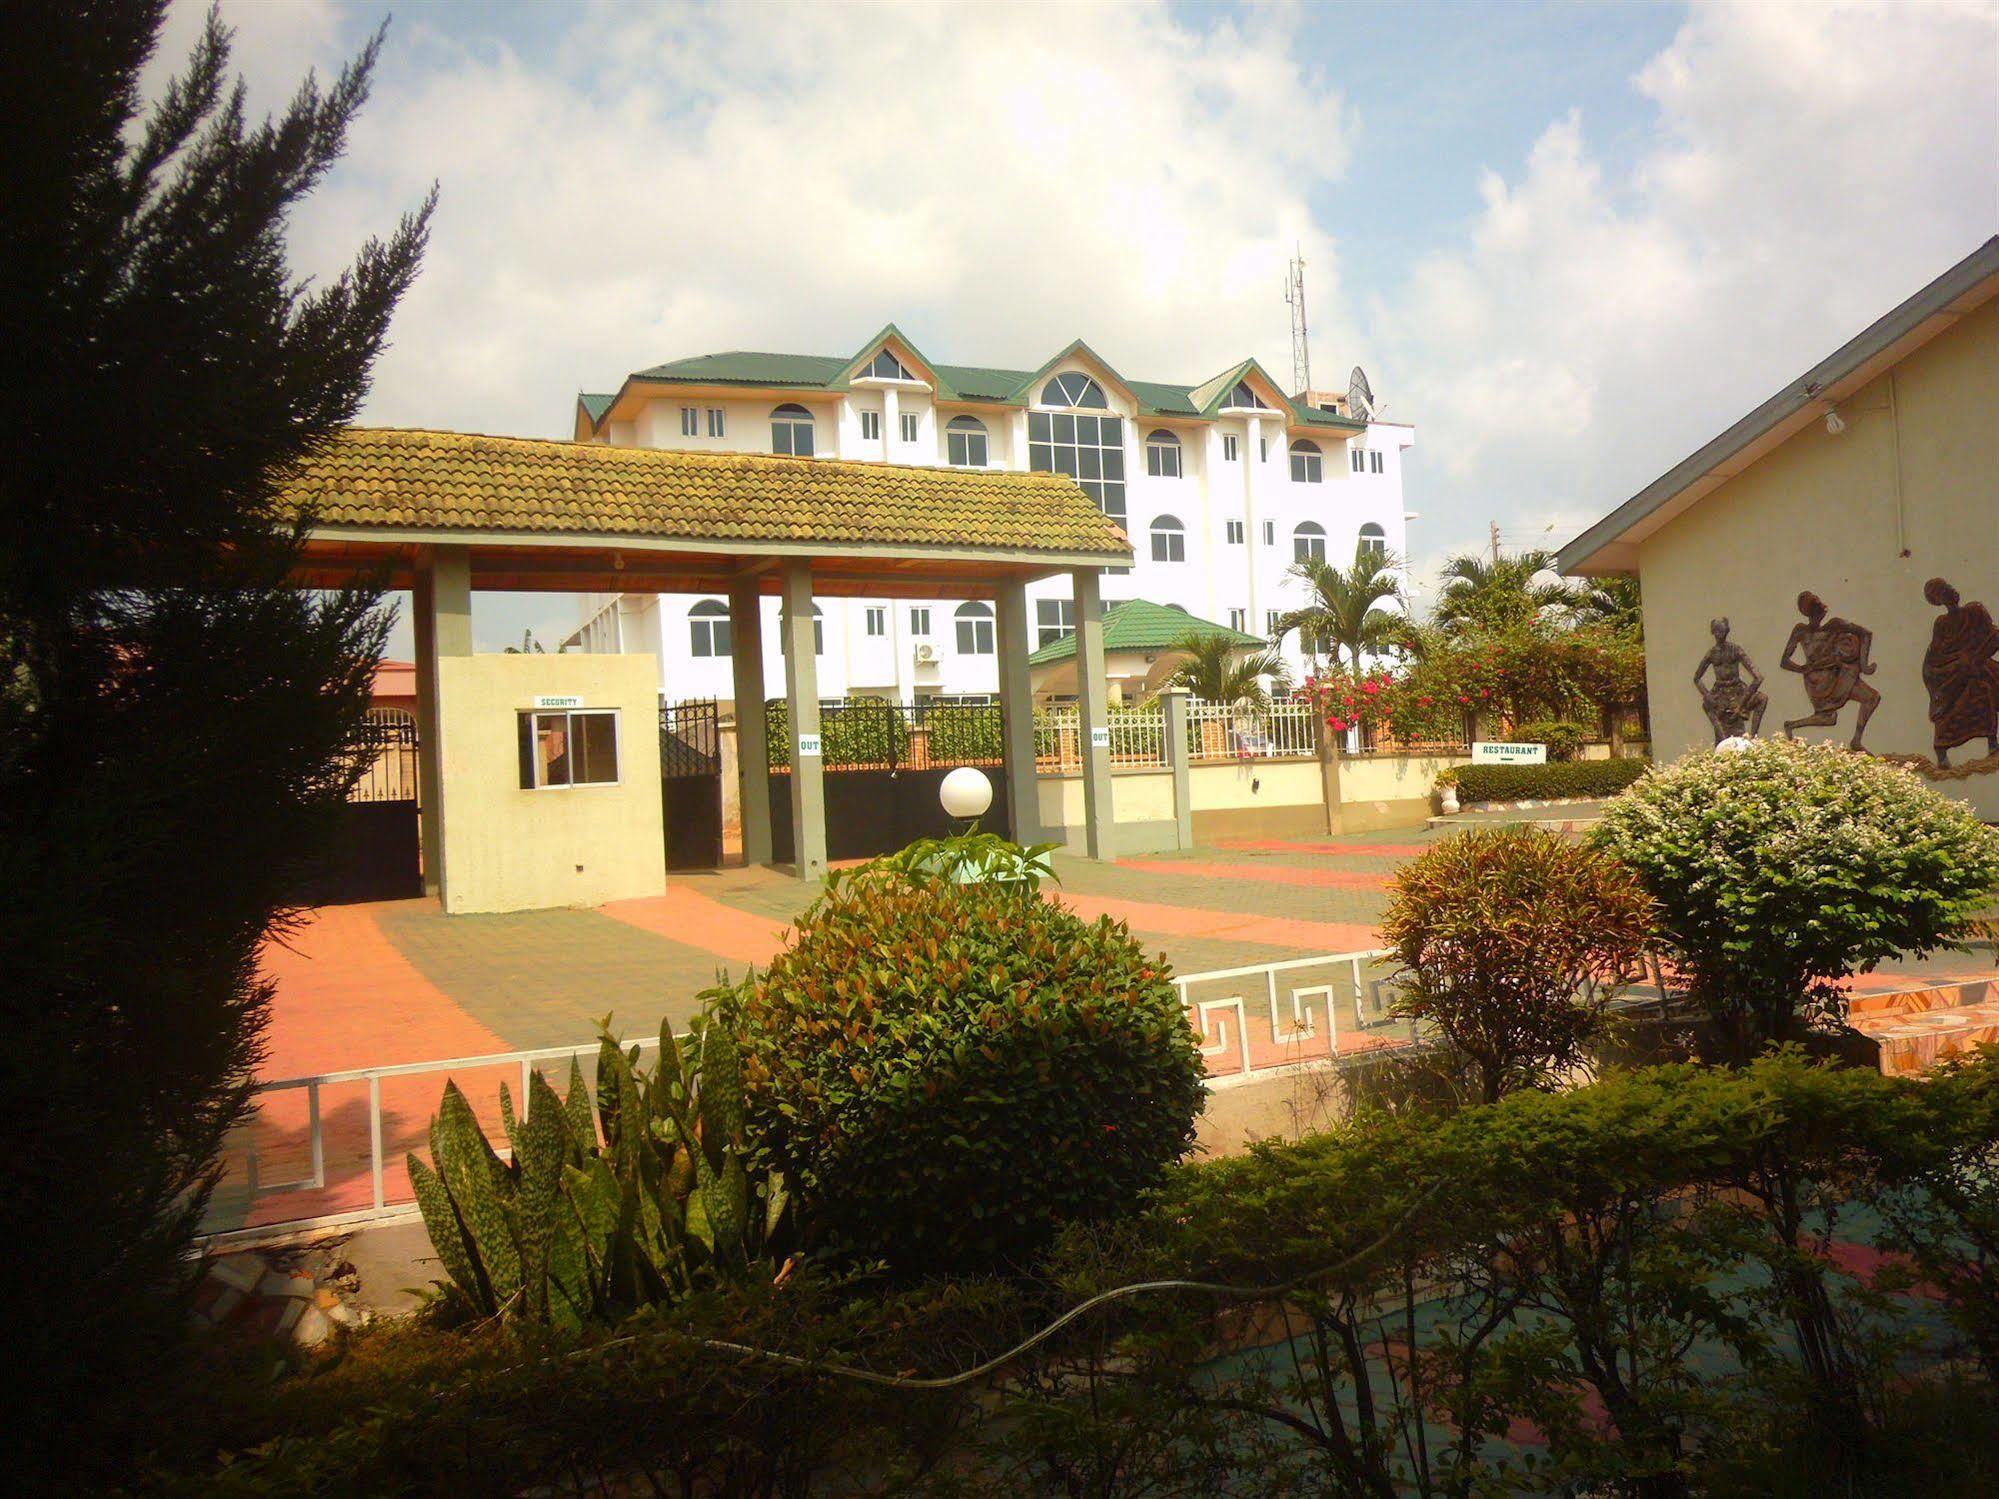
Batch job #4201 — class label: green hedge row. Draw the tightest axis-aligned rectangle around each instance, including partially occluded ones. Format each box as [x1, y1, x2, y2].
[1452, 756, 1649, 803]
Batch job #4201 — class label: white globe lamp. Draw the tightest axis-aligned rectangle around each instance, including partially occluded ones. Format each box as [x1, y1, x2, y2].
[939, 765, 993, 823]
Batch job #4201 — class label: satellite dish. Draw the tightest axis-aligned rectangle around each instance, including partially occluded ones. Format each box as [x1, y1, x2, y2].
[1346, 366, 1375, 423]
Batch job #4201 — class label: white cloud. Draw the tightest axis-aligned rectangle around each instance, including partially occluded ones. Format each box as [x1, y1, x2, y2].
[275, 0, 1361, 443]
[1375, 0, 1998, 578]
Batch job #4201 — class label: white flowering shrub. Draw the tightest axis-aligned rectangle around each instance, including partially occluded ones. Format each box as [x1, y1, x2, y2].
[1591, 738, 1999, 1056]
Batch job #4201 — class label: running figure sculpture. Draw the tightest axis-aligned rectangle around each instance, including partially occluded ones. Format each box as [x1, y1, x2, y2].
[1692, 617, 1767, 742]
[1920, 577, 1999, 768]
[1780, 591, 1879, 749]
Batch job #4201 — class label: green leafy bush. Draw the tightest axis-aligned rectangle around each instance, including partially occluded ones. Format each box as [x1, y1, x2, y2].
[725, 842, 1205, 1274]
[1505, 717, 1593, 761]
[1591, 738, 1999, 1055]
[409, 1015, 788, 1327]
[922, 702, 1004, 763]
[1381, 827, 1655, 1102]
[1453, 756, 1649, 802]
[764, 696, 911, 769]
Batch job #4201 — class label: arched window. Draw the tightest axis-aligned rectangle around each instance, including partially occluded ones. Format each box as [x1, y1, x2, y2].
[1358, 523, 1387, 560]
[777, 602, 823, 656]
[954, 601, 995, 656]
[770, 403, 815, 457]
[688, 599, 731, 658]
[1145, 429, 1182, 479]
[861, 348, 911, 380]
[945, 414, 988, 468]
[1289, 439, 1324, 484]
[1222, 379, 1272, 411]
[1149, 514, 1186, 564]
[1293, 521, 1328, 564]
[1038, 371, 1108, 410]
[1028, 378, 1125, 526]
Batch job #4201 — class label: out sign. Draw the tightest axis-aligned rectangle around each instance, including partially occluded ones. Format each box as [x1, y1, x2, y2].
[797, 733, 822, 758]
[1089, 726, 1110, 750]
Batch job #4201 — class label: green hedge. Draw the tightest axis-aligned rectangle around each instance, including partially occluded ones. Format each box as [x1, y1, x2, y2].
[1452, 757, 1649, 803]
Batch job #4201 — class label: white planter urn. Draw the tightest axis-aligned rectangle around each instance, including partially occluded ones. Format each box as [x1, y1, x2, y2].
[1439, 783, 1460, 816]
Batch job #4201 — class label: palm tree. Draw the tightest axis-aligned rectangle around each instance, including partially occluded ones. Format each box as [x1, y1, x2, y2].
[1275, 541, 1408, 675]
[1166, 629, 1291, 710]
[1567, 573, 1643, 637]
[1433, 548, 1579, 637]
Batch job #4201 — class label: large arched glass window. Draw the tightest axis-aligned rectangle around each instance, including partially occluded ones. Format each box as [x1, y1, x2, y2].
[777, 602, 823, 656]
[1221, 379, 1272, 410]
[1145, 429, 1182, 479]
[945, 414, 988, 467]
[1149, 515, 1186, 563]
[1358, 523, 1387, 560]
[1293, 521, 1328, 563]
[1028, 375, 1124, 526]
[688, 599, 731, 658]
[1038, 371, 1108, 409]
[1289, 439, 1324, 484]
[860, 348, 912, 380]
[770, 403, 815, 457]
[954, 601, 995, 656]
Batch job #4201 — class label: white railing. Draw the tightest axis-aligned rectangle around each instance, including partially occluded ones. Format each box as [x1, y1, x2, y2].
[1185, 698, 1320, 763]
[203, 950, 1408, 1245]
[1035, 704, 1168, 771]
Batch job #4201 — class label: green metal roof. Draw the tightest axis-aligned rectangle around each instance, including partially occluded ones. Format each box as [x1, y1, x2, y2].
[578, 392, 616, 422]
[1027, 598, 1265, 667]
[612, 341, 1366, 430]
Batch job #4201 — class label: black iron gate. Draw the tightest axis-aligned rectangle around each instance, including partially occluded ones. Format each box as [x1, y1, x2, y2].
[660, 698, 723, 869]
[297, 709, 423, 906]
[766, 698, 1012, 863]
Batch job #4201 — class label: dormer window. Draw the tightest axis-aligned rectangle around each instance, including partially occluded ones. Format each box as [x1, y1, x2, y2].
[861, 348, 913, 381]
[771, 403, 815, 457]
[945, 415, 988, 467]
[1289, 439, 1324, 484]
[1222, 380, 1272, 411]
[1039, 371, 1108, 409]
[1145, 429, 1182, 478]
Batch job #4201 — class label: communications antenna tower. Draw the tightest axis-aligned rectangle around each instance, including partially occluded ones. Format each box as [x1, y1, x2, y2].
[1285, 248, 1311, 395]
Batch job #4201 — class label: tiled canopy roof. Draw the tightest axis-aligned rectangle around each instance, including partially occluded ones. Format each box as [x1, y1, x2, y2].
[1027, 598, 1264, 666]
[286, 428, 1132, 558]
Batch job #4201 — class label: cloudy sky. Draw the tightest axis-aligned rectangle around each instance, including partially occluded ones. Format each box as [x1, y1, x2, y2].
[156, 0, 1999, 653]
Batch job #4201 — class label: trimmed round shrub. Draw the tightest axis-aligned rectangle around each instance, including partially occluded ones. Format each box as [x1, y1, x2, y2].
[726, 860, 1205, 1275]
[1591, 738, 1999, 1057]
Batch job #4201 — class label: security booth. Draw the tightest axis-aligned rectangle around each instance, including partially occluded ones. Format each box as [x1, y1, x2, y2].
[286, 428, 1133, 914]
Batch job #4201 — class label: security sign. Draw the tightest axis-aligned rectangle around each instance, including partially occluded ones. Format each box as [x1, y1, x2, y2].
[533, 694, 583, 709]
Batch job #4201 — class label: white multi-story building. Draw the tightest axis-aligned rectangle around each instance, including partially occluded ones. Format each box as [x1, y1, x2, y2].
[569, 325, 1412, 702]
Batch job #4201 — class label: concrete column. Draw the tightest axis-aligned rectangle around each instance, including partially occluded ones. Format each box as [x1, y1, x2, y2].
[412, 545, 472, 899]
[727, 576, 773, 867]
[1160, 686, 1193, 850]
[995, 578, 1040, 843]
[779, 560, 827, 881]
[882, 386, 899, 461]
[1071, 567, 1115, 861]
[1243, 414, 1263, 641]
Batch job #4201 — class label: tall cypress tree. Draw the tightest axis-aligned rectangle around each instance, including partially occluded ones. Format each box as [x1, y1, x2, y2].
[0, 1, 432, 1473]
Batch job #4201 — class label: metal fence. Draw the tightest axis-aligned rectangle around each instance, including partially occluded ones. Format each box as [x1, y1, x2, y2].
[346, 707, 418, 803]
[1184, 698, 1319, 762]
[203, 948, 1411, 1245]
[765, 697, 1005, 772]
[658, 698, 721, 778]
[1035, 704, 1168, 771]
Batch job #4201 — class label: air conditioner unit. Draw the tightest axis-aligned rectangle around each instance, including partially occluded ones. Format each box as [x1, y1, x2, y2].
[914, 643, 937, 663]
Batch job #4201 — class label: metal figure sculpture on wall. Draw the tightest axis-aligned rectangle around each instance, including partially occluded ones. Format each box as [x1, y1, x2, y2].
[1780, 590, 1879, 750]
[1921, 577, 1999, 768]
[1692, 617, 1767, 742]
